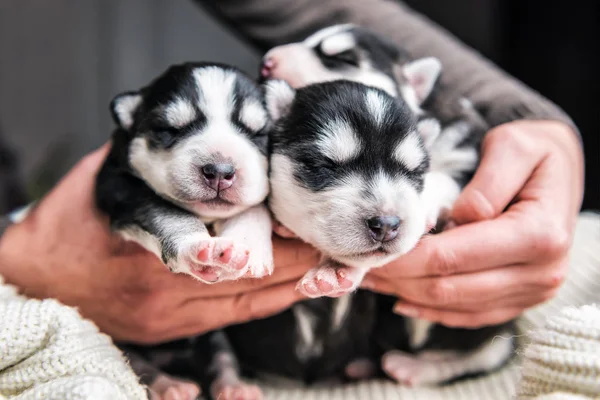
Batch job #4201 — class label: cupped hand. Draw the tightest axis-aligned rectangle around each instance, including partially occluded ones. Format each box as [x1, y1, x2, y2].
[0, 144, 317, 344]
[362, 120, 584, 328]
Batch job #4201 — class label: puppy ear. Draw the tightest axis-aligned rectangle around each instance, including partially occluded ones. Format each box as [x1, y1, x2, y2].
[264, 80, 296, 121]
[402, 57, 442, 105]
[416, 118, 441, 150]
[110, 91, 142, 130]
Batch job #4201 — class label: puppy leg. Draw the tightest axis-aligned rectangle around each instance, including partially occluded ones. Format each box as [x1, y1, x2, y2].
[195, 332, 263, 400]
[421, 171, 461, 232]
[297, 259, 368, 298]
[97, 169, 253, 283]
[213, 204, 274, 279]
[125, 350, 200, 400]
[381, 333, 514, 386]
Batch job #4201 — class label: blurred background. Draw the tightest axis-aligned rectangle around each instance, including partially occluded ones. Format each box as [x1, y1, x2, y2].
[0, 0, 598, 211]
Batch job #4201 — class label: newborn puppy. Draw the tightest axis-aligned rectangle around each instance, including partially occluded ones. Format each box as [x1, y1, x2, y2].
[215, 79, 429, 391]
[261, 25, 515, 387]
[261, 24, 488, 232]
[95, 62, 274, 400]
[267, 79, 433, 296]
[96, 62, 273, 283]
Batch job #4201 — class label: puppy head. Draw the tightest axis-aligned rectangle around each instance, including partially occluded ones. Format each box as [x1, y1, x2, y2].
[111, 63, 270, 220]
[266, 79, 436, 268]
[261, 25, 441, 113]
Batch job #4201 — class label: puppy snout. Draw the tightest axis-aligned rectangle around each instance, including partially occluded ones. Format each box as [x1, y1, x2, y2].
[367, 216, 401, 242]
[201, 163, 236, 191]
[261, 57, 275, 79]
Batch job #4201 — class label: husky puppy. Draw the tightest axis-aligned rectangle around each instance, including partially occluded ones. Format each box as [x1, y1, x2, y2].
[96, 62, 273, 284]
[257, 25, 515, 387]
[95, 62, 274, 400]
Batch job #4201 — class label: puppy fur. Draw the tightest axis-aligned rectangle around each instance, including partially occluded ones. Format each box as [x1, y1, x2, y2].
[254, 25, 516, 388]
[95, 62, 275, 400]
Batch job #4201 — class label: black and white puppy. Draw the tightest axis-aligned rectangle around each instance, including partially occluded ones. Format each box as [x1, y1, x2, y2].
[261, 23, 488, 237]
[95, 62, 275, 400]
[96, 62, 273, 284]
[258, 25, 515, 386]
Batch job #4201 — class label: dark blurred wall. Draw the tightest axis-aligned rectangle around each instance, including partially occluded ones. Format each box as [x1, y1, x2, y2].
[404, 0, 600, 211]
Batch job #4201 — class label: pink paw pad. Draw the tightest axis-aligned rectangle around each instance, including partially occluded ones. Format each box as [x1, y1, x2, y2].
[149, 376, 200, 400]
[214, 383, 263, 400]
[297, 265, 360, 298]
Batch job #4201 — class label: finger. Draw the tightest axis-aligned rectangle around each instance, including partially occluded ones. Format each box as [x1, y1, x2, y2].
[364, 263, 564, 308]
[392, 303, 523, 328]
[371, 214, 549, 279]
[393, 287, 557, 314]
[173, 281, 306, 337]
[452, 124, 543, 224]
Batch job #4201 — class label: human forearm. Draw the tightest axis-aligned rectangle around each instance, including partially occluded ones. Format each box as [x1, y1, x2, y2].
[197, 0, 577, 133]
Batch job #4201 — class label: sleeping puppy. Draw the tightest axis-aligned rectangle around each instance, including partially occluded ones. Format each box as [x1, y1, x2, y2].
[95, 62, 274, 400]
[261, 23, 488, 239]
[259, 25, 515, 386]
[96, 62, 273, 284]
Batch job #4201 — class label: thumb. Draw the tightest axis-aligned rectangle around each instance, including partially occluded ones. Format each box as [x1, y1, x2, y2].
[452, 123, 542, 224]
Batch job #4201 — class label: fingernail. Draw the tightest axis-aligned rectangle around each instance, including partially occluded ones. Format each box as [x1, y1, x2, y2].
[393, 303, 420, 318]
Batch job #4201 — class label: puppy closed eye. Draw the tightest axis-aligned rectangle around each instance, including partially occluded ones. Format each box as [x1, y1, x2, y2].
[148, 129, 178, 148]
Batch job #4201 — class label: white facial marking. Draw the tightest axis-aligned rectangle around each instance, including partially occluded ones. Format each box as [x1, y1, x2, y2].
[365, 89, 387, 127]
[318, 120, 360, 163]
[114, 94, 142, 129]
[394, 132, 425, 171]
[239, 99, 268, 131]
[303, 24, 355, 47]
[320, 32, 356, 55]
[164, 98, 196, 128]
[265, 80, 296, 121]
[194, 67, 236, 121]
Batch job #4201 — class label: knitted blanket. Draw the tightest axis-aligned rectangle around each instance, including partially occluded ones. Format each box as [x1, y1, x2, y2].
[0, 212, 598, 400]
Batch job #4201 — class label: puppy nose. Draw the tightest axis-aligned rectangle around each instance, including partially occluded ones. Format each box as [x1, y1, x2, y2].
[261, 58, 275, 78]
[201, 163, 236, 191]
[367, 216, 401, 242]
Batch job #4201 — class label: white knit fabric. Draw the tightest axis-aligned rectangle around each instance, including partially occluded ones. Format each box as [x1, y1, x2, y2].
[0, 275, 147, 400]
[0, 212, 597, 400]
[516, 304, 600, 399]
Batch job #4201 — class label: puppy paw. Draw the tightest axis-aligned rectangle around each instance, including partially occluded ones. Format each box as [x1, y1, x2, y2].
[382, 350, 452, 387]
[345, 358, 377, 380]
[297, 264, 365, 298]
[172, 237, 250, 283]
[149, 375, 200, 400]
[211, 382, 263, 400]
[244, 250, 274, 279]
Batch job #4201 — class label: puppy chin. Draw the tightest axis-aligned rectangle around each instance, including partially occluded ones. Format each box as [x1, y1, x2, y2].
[187, 201, 246, 220]
[334, 251, 399, 269]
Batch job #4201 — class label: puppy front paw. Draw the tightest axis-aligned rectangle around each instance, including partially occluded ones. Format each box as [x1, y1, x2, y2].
[148, 375, 200, 400]
[297, 263, 365, 298]
[211, 381, 263, 400]
[170, 237, 250, 283]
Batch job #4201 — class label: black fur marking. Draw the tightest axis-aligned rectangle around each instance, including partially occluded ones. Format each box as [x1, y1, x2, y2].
[271, 80, 428, 192]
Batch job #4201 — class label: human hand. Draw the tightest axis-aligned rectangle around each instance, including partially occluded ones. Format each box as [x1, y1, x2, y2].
[0, 144, 317, 344]
[362, 120, 584, 328]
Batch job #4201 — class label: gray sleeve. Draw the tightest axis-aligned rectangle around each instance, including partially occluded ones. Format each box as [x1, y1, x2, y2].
[196, 0, 578, 133]
[0, 215, 12, 238]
